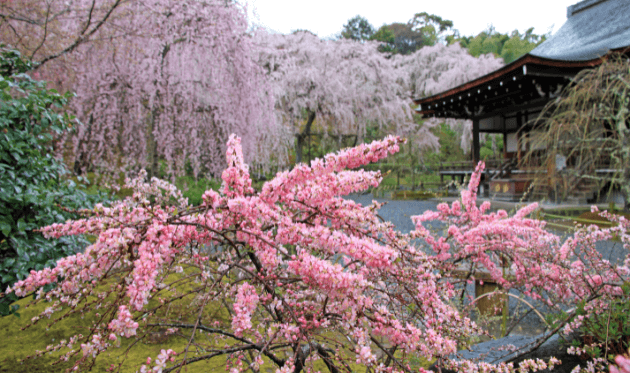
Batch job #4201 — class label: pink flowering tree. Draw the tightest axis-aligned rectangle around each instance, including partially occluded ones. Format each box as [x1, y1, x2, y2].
[392, 43, 503, 99]
[394, 43, 504, 154]
[0, 0, 124, 67]
[413, 163, 630, 372]
[2, 0, 279, 179]
[6, 136, 630, 372]
[256, 31, 438, 164]
[611, 350, 630, 373]
[68, 0, 279, 179]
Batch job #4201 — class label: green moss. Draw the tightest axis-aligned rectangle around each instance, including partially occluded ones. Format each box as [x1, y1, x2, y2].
[392, 190, 443, 200]
[1, 298, 230, 372]
[1, 267, 434, 372]
[0, 268, 233, 372]
[174, 176, 221, 206]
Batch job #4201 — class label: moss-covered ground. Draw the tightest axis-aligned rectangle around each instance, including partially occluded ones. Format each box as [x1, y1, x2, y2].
[0, 274, 234, 372]
[0, 266, 433, 373]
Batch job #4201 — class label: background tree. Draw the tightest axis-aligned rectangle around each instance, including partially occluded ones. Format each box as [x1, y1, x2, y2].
[378, 23, 425, 55]
[339, 15, 375, 41]
[370, 25, 397, 53]
[369, 12, 453, 55]
[522, 53, 630, 209]
[2, 0, 279, 179]
[408, 12, 454, 46]
[0, 46, 107, 315]
[68, 0, 279, 179]
[256, 31, 436, 164]
[0, 0, 124, 68]
[391, 43, 503, 156]
[449, 26, 548, 64]
[393, 43, 504, 98]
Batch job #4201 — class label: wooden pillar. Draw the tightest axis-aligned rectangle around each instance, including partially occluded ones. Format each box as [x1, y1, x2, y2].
[501, 115, 507, 159]
[472, 118, 480, 164]
[516, 112, 524, 163]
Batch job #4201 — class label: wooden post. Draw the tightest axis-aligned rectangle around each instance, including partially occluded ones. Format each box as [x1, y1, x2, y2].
[516, 112, 523, 164]
[484, 166, 490, 197]
[472, 118, 480, 164]
[475, 280, 508, 316]
[501, 115, 508, 160]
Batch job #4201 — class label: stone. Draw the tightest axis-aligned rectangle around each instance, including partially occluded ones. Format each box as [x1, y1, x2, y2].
[430, 332, 584, 373]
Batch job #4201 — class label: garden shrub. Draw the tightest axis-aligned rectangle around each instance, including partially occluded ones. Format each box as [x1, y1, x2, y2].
[0, 45, 108, 315]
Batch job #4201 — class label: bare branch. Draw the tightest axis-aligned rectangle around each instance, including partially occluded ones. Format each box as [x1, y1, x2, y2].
[35, 0, 124, 69]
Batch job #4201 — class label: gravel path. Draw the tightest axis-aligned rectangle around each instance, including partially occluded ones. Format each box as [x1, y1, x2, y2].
[343, 193, 440, 234]
[343, 192, 629, 334]
[344, 193, 627, 265]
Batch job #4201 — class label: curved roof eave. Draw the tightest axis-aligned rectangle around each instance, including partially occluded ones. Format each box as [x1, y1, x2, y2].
[415, 0, 630, 108]
[413, 53, 602, 107]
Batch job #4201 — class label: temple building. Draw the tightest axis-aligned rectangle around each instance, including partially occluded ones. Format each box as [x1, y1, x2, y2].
[414, 0, 630, 201]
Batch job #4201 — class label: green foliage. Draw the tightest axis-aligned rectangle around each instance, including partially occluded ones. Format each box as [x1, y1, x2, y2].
[546, 282, 630, 362]
[570, 289, 630, 360]
[449, 26, 547, 64]
[340, 15, 375, 41]
[371, 23, 426, 55]
[0, 45, 108, 315]
[369, 12, 453, 55]
[174, 176, 221, 206]
[424, 122, 467, 165]
[371, 26, 397, 53]
[480, 135, 504, 160]
[408, 12, 454, 46]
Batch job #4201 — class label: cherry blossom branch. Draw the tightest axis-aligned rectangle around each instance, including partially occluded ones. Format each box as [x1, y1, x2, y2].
[148, 322, 286, 367]
[36, 0, 124, 68]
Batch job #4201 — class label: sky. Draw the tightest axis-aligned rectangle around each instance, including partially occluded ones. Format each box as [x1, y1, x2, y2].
[240, 0, 578, 39]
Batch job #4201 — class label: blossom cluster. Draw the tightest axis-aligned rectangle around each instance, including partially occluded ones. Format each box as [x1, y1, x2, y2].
[7, 135, 630, 373]
[232, 283, 260, 337]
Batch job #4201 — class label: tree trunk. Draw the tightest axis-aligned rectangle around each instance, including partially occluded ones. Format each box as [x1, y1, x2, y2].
[146, 108, 158, 179]
[622, 171, 630, 212]
[145, 44, 171, 179]
[295, 111, 316, 164]
[73, 114, 93, 175]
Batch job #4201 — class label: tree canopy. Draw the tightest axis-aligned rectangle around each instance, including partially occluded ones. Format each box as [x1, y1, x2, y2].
[339, 15, 375, 41]
[1, 0, 279, 179]
[449, 26, 548, 64]
[408, 12, 454, 46]
[0, 0, 125, 68]
[339, 12, 454, 56]
[256, 30, 436, 164]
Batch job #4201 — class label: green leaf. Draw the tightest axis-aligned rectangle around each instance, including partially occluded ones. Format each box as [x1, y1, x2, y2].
[17, 219, 26, 232]
[0, 220, 10, 236]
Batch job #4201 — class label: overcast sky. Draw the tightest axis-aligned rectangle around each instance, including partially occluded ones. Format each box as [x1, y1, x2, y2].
[240, 0, 578, 39]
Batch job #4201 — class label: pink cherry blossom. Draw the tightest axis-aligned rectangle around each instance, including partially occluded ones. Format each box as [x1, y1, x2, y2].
[7, 136, 630, 373]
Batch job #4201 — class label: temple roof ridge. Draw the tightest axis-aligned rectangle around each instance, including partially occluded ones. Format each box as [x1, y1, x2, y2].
[530, 0, 630, 61]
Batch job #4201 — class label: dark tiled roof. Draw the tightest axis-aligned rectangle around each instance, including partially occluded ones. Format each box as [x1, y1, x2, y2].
[530, 0, 630, 61]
